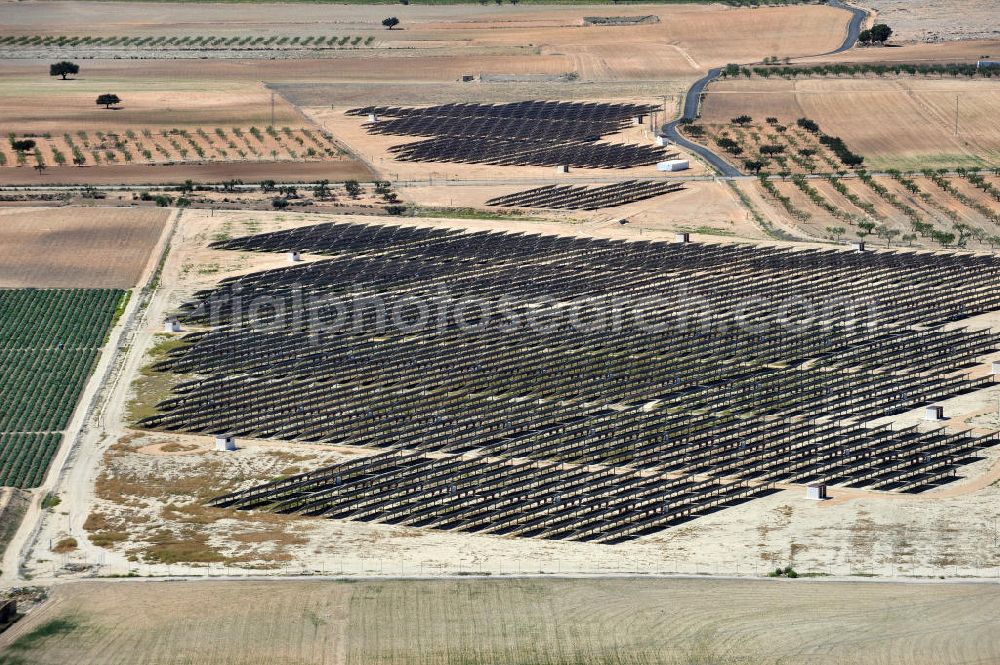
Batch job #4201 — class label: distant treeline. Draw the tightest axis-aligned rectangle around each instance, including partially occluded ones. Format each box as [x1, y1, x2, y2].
[721, 62, 999, 79]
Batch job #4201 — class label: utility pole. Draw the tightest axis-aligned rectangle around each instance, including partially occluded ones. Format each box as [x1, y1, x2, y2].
[271, 91, 276, 128]
[955, 94, 959, 136]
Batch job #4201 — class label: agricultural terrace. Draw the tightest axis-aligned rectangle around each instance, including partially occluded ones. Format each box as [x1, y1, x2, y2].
[0, 289, 124, 488]
[4, 578, 1000, 665]
[4, 126, 346, 169]
[0, 34, 377, 51]
[138, 221, 1000, 544]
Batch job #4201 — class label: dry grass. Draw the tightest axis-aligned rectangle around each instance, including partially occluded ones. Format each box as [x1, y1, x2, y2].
[3, 578, 1000, 665]
[51, 538, 78, 554]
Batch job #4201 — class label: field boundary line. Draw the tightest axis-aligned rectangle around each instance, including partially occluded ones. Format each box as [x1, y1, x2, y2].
[3, 209, 180, 583]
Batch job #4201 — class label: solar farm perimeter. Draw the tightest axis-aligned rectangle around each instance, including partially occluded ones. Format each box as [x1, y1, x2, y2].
[137, 220, 1000, 545]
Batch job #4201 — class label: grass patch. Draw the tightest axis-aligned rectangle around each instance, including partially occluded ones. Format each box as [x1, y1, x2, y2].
[868, 153, 992, 173]
[109, 290, 132, 328]
[126, 334, 190, 425]
[677, 225, 736, 237]
[413, 206, 554, 223]
[3, 617, 80, 657]
[140, 528, 226, 565]
[52, 537, 77, 554]
[159, 442, 199, 453]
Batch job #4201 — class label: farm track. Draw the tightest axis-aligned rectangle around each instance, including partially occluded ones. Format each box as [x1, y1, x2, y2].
[661, 0, 869, 177]
[0, 210, 179, 583]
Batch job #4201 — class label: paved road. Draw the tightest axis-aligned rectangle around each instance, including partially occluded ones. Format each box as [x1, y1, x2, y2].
[661, 0, 869, 177]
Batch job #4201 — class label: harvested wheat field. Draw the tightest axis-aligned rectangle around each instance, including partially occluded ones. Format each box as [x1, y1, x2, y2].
[0, 207, 168, 288]
[700, 78, 1000, 170]
[3, 578, 1000, 665]
[0, 2, 852, 73]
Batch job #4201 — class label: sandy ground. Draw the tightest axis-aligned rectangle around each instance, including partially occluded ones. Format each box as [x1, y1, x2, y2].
[0, 206, 168, 288]
[700, 77, 1000, 170]
[0, 2, 850, 71]
[399, 180, 764, 240]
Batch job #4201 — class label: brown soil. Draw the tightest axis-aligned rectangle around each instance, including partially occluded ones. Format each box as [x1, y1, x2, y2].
[0, 206, 168, 288]
[0, 160, 372, 186]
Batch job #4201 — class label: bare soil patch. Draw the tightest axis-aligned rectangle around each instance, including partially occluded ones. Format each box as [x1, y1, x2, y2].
[0, 160, 372, 186]
[0, 207, 167, 288]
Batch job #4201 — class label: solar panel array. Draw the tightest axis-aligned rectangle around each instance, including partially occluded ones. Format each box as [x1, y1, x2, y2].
[347, 101, 669, 169]
[485, 181, 685, 210]
[140, 221, 1000, 542]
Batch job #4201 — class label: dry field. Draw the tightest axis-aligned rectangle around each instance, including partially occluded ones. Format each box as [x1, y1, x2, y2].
[699, 78, 1000, 170]
[3, 578, 1000, 665]
[0, 2, 852, 73]
[855, 0, 1000, 43]
[0, 2, 854, 110]
[0, 207, 168, 288]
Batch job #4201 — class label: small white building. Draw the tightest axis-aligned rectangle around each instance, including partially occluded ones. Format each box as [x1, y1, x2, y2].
[655, 135, 670, 147]
[674, 232, 690, 244]
[992, 361, 1000, 375]
[924, 405, 945, 421]
[806, 483, 827, 500]
[852, 241, 866, 253]
[367, 113, 379, 123]
[164, 316, 182, 333]
[215, 434, 237, 452]
[555, 165, 569, 174]
[657, 159, 689, 172]
[288, 250, 301, 262]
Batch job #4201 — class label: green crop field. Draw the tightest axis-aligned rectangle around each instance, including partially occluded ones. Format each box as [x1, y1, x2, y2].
[0, 289, 125, 489]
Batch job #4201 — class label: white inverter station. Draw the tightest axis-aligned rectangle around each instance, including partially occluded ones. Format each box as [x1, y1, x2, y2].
[657, 159, 689, 172]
